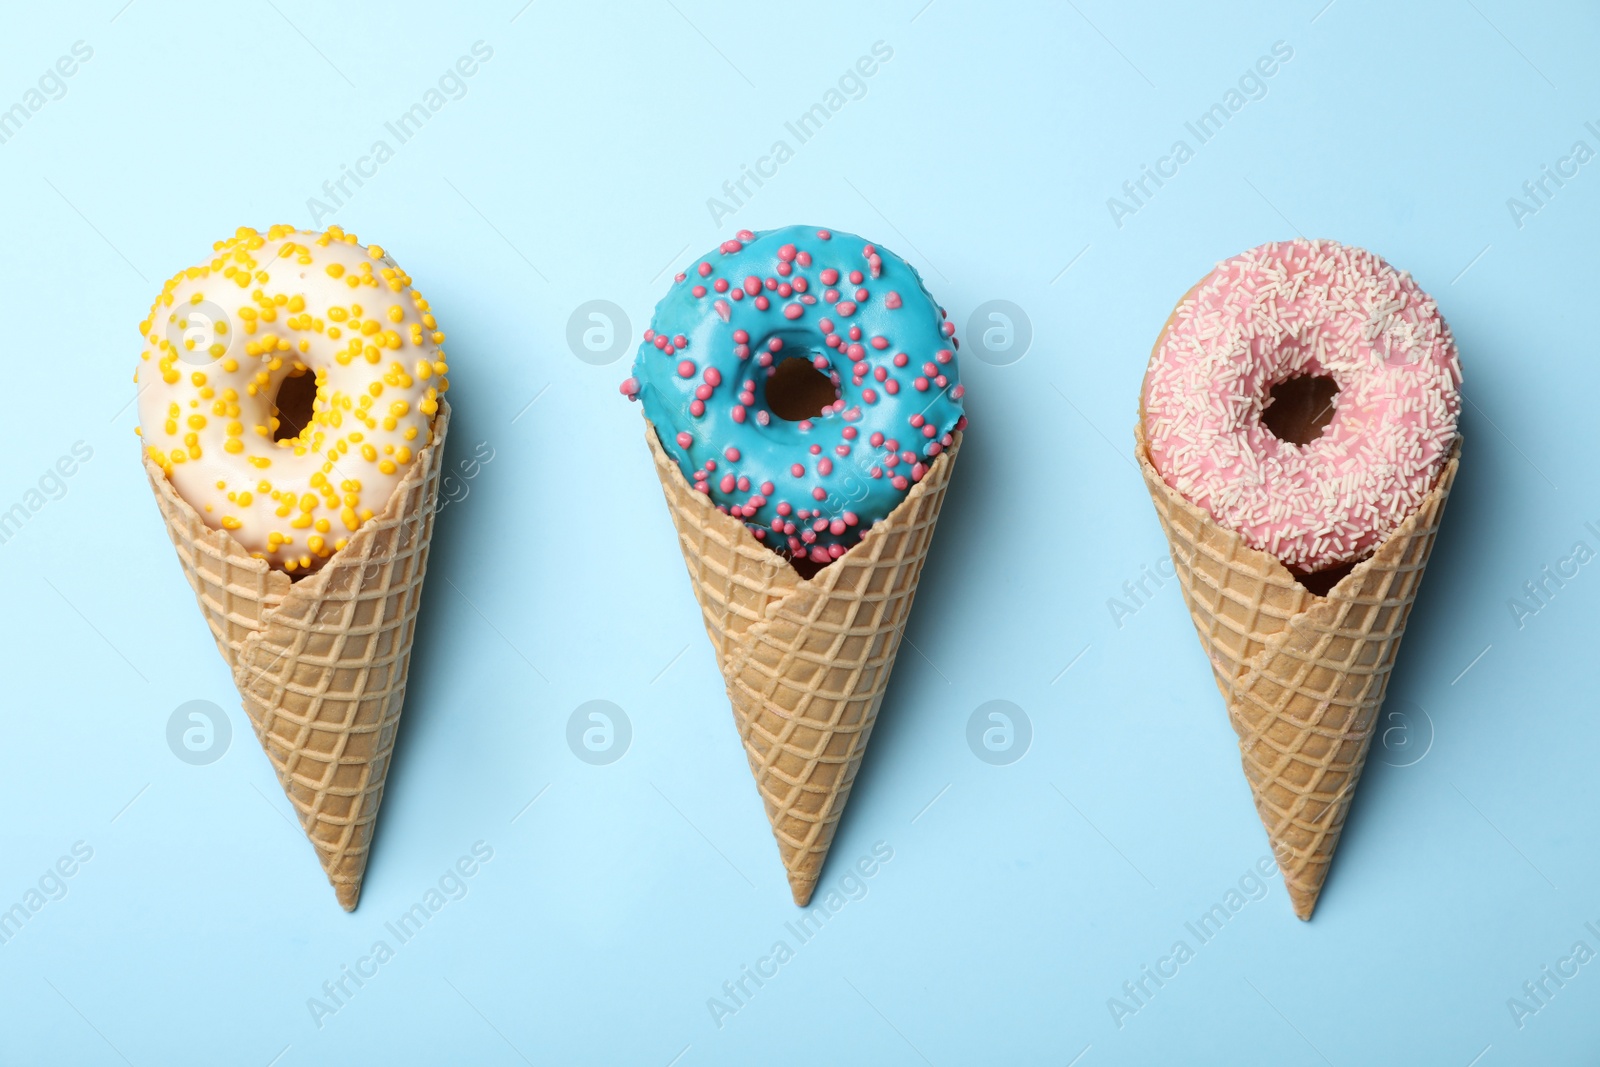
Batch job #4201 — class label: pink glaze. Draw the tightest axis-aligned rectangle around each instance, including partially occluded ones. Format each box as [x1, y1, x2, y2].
[1142, 238, 1462, 573]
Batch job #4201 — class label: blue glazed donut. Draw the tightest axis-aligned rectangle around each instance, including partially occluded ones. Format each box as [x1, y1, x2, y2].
[623, 225, 966, 566]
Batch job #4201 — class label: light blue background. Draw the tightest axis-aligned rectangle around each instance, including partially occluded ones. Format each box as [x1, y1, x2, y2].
[0, 1, 1595, 1063]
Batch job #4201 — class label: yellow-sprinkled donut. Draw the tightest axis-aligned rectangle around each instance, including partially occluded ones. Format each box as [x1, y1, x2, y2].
[135, 224, 450, 574]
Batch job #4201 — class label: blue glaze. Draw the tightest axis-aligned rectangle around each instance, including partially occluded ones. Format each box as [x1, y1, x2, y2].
[626, 226, 965, 563]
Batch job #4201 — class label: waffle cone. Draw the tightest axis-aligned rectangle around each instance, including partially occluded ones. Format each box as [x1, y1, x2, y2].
[646, 420, 959, 905]
[145, 403, 451, 910]
[1136, 422, 1458, 919]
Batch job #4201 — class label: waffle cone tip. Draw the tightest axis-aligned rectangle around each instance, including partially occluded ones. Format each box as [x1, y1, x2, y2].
[1288, 883, 1318, 921]
[787, 868, 819, 907]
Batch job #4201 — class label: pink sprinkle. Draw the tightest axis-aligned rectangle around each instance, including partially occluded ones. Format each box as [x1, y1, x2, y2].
[676, 432, 693, 448]
[891, 475, 908, 490]
[836, 301, 857, 317]
[935, 348, 953, 363]
[873, 366, 888, 382]
[790, 463, 805, 477]
[777, 501, 792, 516]
[694, 384, 712, 400]
[817, 229, 831, 239]
[855, 288, 869, 301]
[768, 337, 784, 352]
[676, 360, 695, 378]
[619, 377, 639, 397]
[653, 335, 667, 350]
[724, 446, 740, 461]
[777, 283, 792, 297]
[732, 405, 746, 423]
[818, 458, 833, 475]
[871, 336, 889, 349]
[643, 328, 655, 341]
[922, 423, 937, 438]
[714, 278, 729, 293]
[783, 303, 804, 320]
[733, 329, 749, 344]
[824, 288, 840, 303]
[778, 243, 797, 261]
[692, 285, 706, 298]
[885, 379, 899, 395]
[811, 487, 827, 500]
[721, 239, 743, 253]
[914, 377, 929, 391]
[720, 474, 735, 493]
[776, 261, 792, 277]
[743, 275, 762, 296]
[893, 353, 909, 367]
[910, 414, 925, 428]
[849, 270, 863, 285]
[846, 344, 865, 361]
[737, 229, 754, 240]
[697, 262, 712, 277]
[820, 268, 839, 285]
[674, 334, 687, 348]
[829, 519, 846, 536]
[842, 426, 858, 440]
[819, 318, 834, 333]
[730, 289, 743, 301]
[849, 325, 862, 340]
[714, 299, 731, 322]
[797, 250, 811, 266]
[951, 384, 965, 399]
[689, 399, 705, 416]
[754, 296, 769, 311]
[703, 367, 722, 386]
[885, 291, 902, 309]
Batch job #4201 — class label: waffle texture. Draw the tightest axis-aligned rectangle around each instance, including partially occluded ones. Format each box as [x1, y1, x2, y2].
[146, 404, 450, 910]
[647, 420, 959, 905]
[1137, 423, 1458, 919]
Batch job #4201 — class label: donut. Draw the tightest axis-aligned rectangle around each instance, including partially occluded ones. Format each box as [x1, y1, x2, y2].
[622, 225, 966, 566]
[135, 224, 449, 574]
[1141, 238, 1461, 574]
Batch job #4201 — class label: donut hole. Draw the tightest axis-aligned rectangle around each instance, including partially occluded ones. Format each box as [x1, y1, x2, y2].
[271, 370, 317, 442]
[1261, 375, 1339, 445]
[766, 356, 839, 421]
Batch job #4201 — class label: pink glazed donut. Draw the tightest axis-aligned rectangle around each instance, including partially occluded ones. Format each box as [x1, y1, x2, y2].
[1141, 239, 1462, 574]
